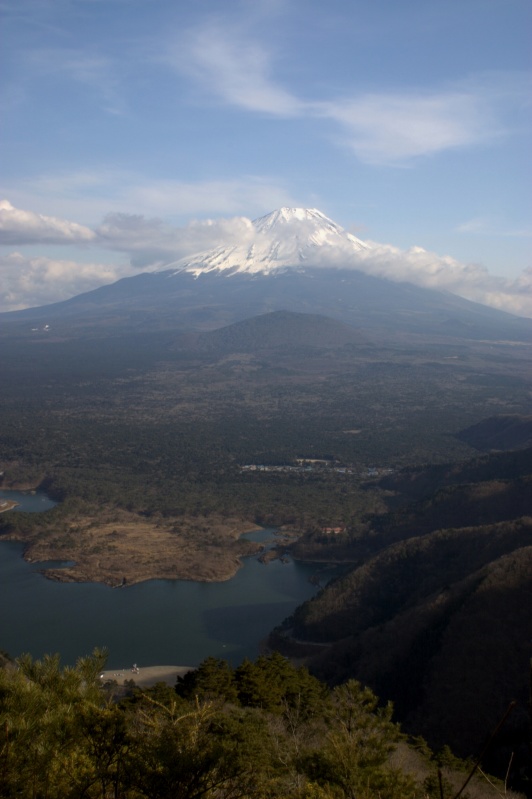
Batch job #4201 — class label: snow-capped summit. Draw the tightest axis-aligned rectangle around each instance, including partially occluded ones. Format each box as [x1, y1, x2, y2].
[253, 207, 335, 232]
[162, 208, 370, 277]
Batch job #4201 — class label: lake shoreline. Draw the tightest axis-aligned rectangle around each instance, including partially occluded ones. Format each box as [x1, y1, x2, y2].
[0, 499, 19, 513]
[1, 493, 266, 586]
[0, 532, 323, 669]
[100, 664, 195, 688]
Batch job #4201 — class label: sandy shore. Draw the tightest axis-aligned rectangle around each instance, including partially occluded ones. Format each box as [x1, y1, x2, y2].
[99, 664, 195, 688]
[0, 500, 19, 513]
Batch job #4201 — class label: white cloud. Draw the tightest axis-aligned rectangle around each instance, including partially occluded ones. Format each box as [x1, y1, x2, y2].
[20, 46, 126, 115]
[0, 199, 96, 245]
[60, 52, 125, 116]
[1, 173, 298, 224]
[96, 212, 255, 268]
[456, 217, 490, 234]
[323, 90, 494, 165]
[322, 71, 531, 165]
[0, 251, 131, 312]
[123, 177, 298, 218]
[457, 216, 532, 238]
[350, 242, 532, 318]
[169, 23, 303, 116]
[168, 21, 531, 165]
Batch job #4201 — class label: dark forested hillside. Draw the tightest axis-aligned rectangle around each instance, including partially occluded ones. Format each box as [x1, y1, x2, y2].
[273, 448, 532, 782]
[457, 414, 532, 451]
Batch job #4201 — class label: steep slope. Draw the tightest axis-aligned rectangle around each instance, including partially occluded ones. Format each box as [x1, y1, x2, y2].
[296, 535, 532, 768]
[274, 448, 532, 771]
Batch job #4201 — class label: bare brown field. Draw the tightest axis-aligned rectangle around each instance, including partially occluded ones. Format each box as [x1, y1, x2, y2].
[9, 511, 262, 586]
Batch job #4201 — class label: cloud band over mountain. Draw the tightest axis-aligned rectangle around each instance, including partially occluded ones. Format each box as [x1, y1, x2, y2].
[0, 200, 530, 318]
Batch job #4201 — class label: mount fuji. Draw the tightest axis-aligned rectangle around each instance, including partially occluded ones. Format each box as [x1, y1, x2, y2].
[161, 207, 370, 277]
[1, 208, 531, 343]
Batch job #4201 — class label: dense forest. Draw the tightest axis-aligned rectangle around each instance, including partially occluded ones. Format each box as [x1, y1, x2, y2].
[1, 323, 531, 533]
[0, 649, 523, 799]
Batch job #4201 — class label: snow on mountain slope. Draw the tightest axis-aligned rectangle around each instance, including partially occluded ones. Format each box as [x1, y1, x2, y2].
[161, 208, 371, 277]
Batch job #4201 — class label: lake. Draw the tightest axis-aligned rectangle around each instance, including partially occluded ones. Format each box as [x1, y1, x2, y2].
[0, 488, 57, 513]
[0, 490, 329, 669]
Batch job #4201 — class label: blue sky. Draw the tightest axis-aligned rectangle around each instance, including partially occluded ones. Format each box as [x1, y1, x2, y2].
[1, 0, 531, 314]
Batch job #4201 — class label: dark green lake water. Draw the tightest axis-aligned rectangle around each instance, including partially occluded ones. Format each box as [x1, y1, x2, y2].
[0, 490, 326, 669]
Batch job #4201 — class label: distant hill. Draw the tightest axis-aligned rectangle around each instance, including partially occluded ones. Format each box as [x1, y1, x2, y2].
[179, 311, 367, 354]
[457, 414, 532, 451]
[377, 446, 532, 500]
